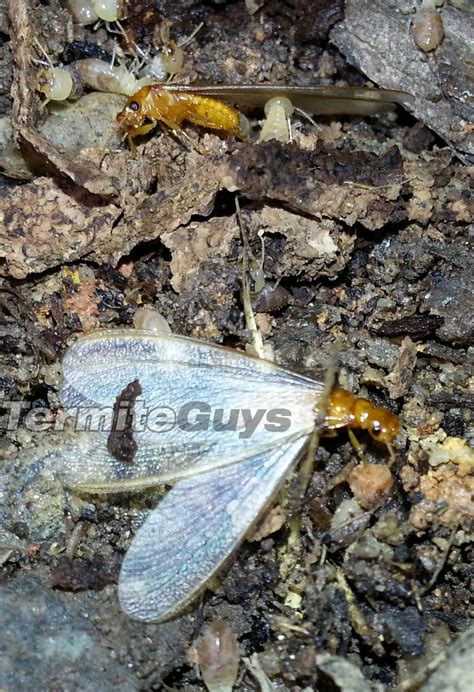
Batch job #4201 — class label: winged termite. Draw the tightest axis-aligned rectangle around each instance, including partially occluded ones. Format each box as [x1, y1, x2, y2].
[116, 82, 414, 151]
[56, 329, 399, 621]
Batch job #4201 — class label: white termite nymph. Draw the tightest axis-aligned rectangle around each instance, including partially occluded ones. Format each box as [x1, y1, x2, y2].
[135, 46, 183, 83]
[93, 0, 124, 23]
[65, 0, 126, 27]
[36, 67, 76, 102]
[412, 0, 444, 52]
[138, 54, 169, 83]
[159, 44, 185, 76]
[33, 40, 82, 104]
[191, 621, 240, 692]
[35, 53, 155, 104]
[133, 307, 172, 334]
[138, 21, 204, 82]
[259, 96, 294, 144]
[65, 0, 99, 24]
[71, 58, 154, 96]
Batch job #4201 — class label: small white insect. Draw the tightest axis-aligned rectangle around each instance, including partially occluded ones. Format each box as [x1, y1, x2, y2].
[56, 329, 325, 621]
[65, 0, 125, 25]
[132, 307, 172, 333]
[191, 620, 240, 692]
[32, 40, 81, 104]
[137, 21, 204, 82]
[34, 54, 156, 103]
[70, 58, 155, 96]
[411, 0, 444, 52]
[36, 66, 76, 103]
[259, 96, 294, 144]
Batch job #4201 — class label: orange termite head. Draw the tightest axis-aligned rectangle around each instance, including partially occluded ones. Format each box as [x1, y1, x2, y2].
[370, 409, 400, 445]
[354, 398, 400, 445]
[116, 86, 150, 132]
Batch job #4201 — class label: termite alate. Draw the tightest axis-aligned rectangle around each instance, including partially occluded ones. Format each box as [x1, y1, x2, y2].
[51, 328, 400, 621]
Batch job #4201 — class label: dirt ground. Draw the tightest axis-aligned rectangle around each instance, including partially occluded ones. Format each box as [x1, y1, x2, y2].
[0, 0, 473, 690]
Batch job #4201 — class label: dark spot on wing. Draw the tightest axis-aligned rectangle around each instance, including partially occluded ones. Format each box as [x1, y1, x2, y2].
[107, 378, 143, 464]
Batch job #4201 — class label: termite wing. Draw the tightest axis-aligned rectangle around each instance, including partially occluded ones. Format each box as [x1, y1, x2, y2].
[55, 329, 327, 621]
[159, 83, 414, 116]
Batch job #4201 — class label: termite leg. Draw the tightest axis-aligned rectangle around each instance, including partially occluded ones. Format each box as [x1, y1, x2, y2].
[126, 120, 158, 153]
[299, 364, 338, 499]
[347, 429, 369, 465]
[159, 117, 207, 154]
[127, 136, 137, 155]
[348, 430, 396, 465]
[178, 129, 207, 155]
[110, 39, 117, 67]
[386, 442, 396, 467]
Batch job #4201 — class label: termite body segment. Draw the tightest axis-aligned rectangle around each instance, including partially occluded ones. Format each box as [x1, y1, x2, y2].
[117, 83, 414, 151]
[117, 85, 246, 151]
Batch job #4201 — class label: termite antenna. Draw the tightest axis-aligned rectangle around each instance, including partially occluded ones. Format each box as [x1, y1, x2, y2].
[165, 21, 204, 83]
[32, 37, 54, 68]
[386, 442, 396, 467]
[113, 18, 128, 42]
[110, 40, 117, 67]
[177, 21, 204, 48]
[294, 106, 318, 129]
[235, 196, 267, 361]
[299, 350, 338, 499]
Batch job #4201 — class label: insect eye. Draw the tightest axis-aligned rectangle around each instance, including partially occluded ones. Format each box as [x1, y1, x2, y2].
[371, 421, 382, 437]
[129, 101, 140, 112]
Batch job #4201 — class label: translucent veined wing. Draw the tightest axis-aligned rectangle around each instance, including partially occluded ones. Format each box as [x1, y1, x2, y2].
[59, 330, 322, 490]
[160, 84, 414, 116]
[118, 433, 308, 621]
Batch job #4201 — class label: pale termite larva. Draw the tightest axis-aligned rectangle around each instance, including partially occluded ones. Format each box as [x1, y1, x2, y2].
[159, 44, 185, 76]
[72, 58, 154, 96]
[191, 621, 240, 692]
[92, 0, 125, 22]
[138, 21, 204, 82]
[259, 96, 294, 144]
[138, 54, 169, 83]
[36, 67, 76, 102]
[35, 56, 155, 103]
[65, 0, 125, 25]
[133, 307, 172, 334]
[412, 0, 444, 52]
[33, 40, 82, 104]
[64, 0, 98, 24]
